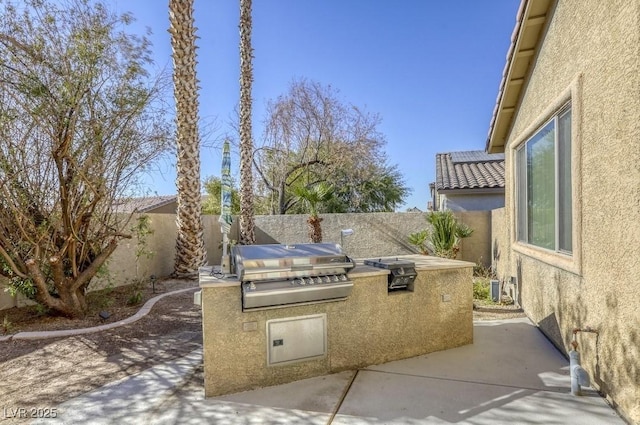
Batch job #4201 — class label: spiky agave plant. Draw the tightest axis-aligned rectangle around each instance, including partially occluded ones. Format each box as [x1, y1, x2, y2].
[426, 211, 473, 259]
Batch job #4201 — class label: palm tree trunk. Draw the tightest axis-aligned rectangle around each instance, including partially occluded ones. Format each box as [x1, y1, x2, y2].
[308, 216, 323, 243]
[170, 0, 206, 276]
[239, 0, 256, 245]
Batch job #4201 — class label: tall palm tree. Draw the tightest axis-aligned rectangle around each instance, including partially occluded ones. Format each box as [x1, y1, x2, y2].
[294, 183, 334, 243]
[169, 0, 206, 276]
[239, 0, 256, 245]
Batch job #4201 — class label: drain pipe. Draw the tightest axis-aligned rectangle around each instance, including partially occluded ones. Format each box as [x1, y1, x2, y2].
[570, 327, 598, 396]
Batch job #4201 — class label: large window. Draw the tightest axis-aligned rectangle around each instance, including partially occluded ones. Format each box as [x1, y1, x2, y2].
[516, 105, 572, 253]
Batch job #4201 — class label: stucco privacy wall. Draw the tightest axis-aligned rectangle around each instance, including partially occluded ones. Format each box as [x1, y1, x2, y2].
[91, 213, 238, 290]
[496, 0, 640, 422]
[254, 211, 491, 265]
[0, 211, 489, 309]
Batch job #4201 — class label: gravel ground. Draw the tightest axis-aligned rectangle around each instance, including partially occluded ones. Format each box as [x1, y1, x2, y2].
[0, 286, 202, 425]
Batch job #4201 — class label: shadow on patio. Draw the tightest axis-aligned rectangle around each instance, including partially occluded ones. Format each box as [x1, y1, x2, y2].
[32, 318, 625, 425]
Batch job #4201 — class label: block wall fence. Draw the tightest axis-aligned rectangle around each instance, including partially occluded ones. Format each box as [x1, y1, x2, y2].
[0, 211, 491, 310]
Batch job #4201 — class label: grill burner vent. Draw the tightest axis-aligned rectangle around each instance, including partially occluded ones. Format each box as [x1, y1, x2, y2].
[363, 258, 417, 291]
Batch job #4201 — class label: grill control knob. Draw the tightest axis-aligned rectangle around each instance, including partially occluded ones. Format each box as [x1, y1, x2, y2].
[340, 274, 347, 281]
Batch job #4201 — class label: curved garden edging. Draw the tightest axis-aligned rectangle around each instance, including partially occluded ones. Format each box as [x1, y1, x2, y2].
[0, 287, 198, 342]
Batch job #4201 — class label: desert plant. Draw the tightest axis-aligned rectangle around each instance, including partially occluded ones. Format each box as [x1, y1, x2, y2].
[473, 258, 497, 279]
[132, 215, 155, 280]
[0, 0, 172, 317]
[34, 304, 51, 316]
[408, 211, 473, 259]
[127, 291, 143, 306]
[293, 182, 334, 243]
[408, 229, 430, 255]
[426, 211, 473, 259]
[2, 315, 14, 335]
[473, 278, 491, 301]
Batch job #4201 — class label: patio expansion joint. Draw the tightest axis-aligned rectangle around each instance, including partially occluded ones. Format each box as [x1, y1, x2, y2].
[326, 370, 359, 425]
[362, 368, 572, 395]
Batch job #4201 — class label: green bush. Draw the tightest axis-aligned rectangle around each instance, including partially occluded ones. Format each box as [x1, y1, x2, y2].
[2, 315, 14, 335]
[127, 291, 143, 306]
[473, 278, 491, 301]
[408, 211, 473, 259]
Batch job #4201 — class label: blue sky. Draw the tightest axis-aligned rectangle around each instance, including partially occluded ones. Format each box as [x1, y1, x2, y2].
[116, 0, 520, 211]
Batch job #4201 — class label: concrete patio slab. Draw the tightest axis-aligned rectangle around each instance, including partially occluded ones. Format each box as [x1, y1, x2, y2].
[213, 370, 355, 414]
[365, 317, 571, 391]
[31, 349, 353, 425]
[333, 369, 623, 425]
[333, 318, 624, 425]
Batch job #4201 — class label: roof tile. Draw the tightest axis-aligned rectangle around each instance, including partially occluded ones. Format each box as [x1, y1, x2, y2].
[435, 150, 505, 191]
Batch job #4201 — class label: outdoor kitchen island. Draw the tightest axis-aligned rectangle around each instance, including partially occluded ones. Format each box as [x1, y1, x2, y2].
[198, 253, 474, 397]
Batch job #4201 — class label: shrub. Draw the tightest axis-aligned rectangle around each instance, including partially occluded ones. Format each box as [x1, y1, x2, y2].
[127, 291, 143, 306]
[473, 258, 496, 279]
[473, 278, 491, 301]
[407, 229, 429, 255]
[2, 315, 14, 335]
[408, 211, 473, 259]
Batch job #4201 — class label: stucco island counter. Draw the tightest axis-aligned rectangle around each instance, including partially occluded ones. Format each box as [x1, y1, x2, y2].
[198, 255, 474, 397]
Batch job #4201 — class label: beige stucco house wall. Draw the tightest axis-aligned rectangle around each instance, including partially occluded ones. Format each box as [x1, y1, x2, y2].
[488, 0, 640, 423]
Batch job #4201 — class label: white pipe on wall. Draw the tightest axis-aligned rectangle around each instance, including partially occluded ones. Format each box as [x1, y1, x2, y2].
[569, 349, 591, 396]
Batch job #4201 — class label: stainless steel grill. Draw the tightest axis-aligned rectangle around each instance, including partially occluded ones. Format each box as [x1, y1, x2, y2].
[232, 243, 355, 310]
[363, 258, 417, 291]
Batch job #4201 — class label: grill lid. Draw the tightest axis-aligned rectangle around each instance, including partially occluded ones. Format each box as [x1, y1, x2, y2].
[363, 258, 416, 269]
[232, 243, 354, 281]
[363, 257, 417, 291]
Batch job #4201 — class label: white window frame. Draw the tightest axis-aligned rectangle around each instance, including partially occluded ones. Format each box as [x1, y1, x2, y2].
[510, 75, 582, 276]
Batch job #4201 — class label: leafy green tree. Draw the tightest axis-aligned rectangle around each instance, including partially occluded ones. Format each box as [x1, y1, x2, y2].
[328, 164, 411, 213]
[0, 0, 171, 317]
[254, 78, 409, 214]
[202, 176, 241, 215]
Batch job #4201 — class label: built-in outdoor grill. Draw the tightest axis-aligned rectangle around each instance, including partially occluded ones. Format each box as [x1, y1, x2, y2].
[232, 243, 355, 310]
[363, 258, 417, 291]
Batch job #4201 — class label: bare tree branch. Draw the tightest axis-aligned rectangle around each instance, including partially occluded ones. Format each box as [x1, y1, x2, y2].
[0, 0, 172, 317]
